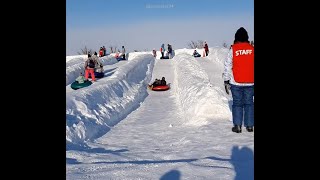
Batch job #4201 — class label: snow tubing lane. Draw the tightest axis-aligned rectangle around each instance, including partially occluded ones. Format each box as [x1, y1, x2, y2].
[88, 72, 104, 78]
[152, 85, 170, 91]
[71, 80, 92, 90]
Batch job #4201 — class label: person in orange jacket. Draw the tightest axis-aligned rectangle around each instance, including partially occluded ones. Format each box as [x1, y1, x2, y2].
[223, 27, 254, 133]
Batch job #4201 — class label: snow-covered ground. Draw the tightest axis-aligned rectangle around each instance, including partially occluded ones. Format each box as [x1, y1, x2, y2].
[66, 47, 254, 179]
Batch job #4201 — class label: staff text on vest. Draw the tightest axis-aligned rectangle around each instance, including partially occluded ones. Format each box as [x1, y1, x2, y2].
[235, 49, 252, 56]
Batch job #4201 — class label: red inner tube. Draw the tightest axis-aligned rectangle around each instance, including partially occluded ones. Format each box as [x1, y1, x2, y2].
[152, 85, 170, 91]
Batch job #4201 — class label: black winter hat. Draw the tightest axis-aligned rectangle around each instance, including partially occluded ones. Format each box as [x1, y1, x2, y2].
[235, 27, 249, 42]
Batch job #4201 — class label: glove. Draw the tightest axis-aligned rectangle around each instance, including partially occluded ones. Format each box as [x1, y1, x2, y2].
[224, 80, 231, 95]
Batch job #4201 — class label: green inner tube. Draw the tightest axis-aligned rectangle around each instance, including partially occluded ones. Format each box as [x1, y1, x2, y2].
[71, 80, 92, 90]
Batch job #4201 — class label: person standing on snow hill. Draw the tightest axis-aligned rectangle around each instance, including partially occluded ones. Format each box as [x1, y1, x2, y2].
[167, 44, 173, 59]
[84, 54, 96, 82]
[99, 47, 104, 57]
[92, 52, 103, 73]
[121, 46, 126, 60]
[152, 49, 157, 57]
[204, 41, 209, 56]
[223, 27, 254, 133]
[160, 44, 165, 59]
[103, 46, 106, 56]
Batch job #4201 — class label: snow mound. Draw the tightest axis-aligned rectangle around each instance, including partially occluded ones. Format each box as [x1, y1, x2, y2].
[172, 51, 231, 126]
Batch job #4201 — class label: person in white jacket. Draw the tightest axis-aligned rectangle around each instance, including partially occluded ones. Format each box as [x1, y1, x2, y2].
[223, 27, 254, 133]
[92, 52, 104, 73]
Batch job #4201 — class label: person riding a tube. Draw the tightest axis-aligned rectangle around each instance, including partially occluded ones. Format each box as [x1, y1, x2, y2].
[193, 50, 201, 57]
[160, 77, 166, 85]
[75, 72, 86, 84]
[148, 77, 166, 89]
[148, 79, 161, 89]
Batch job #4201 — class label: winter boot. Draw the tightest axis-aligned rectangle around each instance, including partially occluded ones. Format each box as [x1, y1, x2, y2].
[246, 126, 253, 132]
[232, 125, 242, 133]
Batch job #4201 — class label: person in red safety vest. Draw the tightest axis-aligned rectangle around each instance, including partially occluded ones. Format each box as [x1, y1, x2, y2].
[223, 27, 254, 133]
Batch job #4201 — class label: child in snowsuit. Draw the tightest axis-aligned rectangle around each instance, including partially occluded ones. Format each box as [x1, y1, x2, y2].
[76, 72, 86, 83]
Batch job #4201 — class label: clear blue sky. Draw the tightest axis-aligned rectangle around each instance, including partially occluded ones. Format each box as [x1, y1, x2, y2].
[67, 0, 254, 55]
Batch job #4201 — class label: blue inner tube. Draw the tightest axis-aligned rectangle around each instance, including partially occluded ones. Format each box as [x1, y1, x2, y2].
[71, 80, 92, 90]
[117, 57, 126, 61]
[88, 72, 104, 78]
